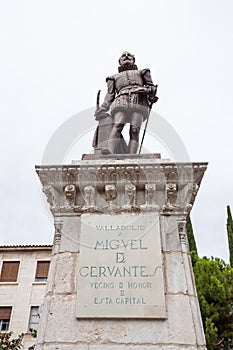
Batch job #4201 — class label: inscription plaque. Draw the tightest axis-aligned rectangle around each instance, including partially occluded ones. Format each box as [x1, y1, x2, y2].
[76, 213, 166, 318]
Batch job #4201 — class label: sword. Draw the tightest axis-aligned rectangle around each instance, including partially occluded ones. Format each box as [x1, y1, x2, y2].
[95, 89, 110, 121]
[95, 90, 102, 120]
[96, 89, 101, 110]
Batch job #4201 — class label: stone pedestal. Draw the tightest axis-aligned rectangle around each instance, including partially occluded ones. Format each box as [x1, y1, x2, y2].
[35, 156, 207, 350]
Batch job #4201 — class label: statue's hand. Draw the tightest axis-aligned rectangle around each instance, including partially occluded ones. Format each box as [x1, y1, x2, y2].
[95, 106, 105, 114]
[95, 105, 110, 120]
[146, 85, 159, 104]
[148, 95, 159, 104]
[146, 86, 154, 95]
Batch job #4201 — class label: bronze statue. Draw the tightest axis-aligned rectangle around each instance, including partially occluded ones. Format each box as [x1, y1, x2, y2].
[93, 51, 158, 154]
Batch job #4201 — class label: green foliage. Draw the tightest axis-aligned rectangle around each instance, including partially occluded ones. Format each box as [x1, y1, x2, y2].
[227, 205, 233, 267]
[192, 255, 233, 349]
[0, 332, 24, 350]
[186, 216, 198, 255]
[29, 328, 37, 338]
[204, 317, 218, 349]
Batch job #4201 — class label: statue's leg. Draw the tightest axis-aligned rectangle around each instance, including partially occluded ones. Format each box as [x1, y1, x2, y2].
[128, 112, 143, 154]
[108, 111, 127, 154]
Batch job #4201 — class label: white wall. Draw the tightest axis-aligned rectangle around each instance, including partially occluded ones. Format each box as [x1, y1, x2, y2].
[0, 246, 52, 349]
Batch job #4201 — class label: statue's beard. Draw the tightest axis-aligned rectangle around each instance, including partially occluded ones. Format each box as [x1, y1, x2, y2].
[118, 63, 138, 72]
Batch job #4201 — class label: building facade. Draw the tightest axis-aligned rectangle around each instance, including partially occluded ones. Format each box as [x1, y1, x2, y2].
[0, 245, 52, 349]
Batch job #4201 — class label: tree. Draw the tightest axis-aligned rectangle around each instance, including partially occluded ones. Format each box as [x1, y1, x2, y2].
[226, 205, 233, 267]
[186, 216, 198, 254]
[0, 332, 24, 350]
[192, 255, 233, 349]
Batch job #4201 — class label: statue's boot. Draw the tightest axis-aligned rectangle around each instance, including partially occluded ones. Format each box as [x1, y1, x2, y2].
[101, 149, 112, 155]
[128, 139, 138, 154]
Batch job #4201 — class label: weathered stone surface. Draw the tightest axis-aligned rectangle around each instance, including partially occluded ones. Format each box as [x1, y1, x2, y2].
[182, 251, 196, 296]
[54, 252, 76, 294]
[89, 346, 206, 350]
[35, 158, 207, 350]
[59, 216, 80, 252]
[36, 345, 88, 350]
[164, 252, 188, 295]
[81, 153, 162, 160]
[76, 213, 166, 318]
[189, 296, 207, 345]
[37, 345, 206, 350]
[35, 160, 207, 217]
[165, 295, 197, 345]
[37, 293, 204, 347]
[160, 216, 181, 252]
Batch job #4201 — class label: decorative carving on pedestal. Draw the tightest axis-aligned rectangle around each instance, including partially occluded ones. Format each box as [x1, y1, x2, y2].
[123, 183, 139, 212]
[105, 184, 118, 211]
[141, 183, 158, 211]
[178, 220, 187, 244]
[62, 169, 76, 185]
[146, 183, 157, 207]
[167, 170, 178, 182]
[164, 183, 180, 212]
[53, 217, 63, 246]
[35, 159, 208, 350]
[42, 185, 55, 208]
[184, 183, 199, 209]
[82, 185, 96, 211]
[64, 184, 76, 207]
[36, 162, 207, 216]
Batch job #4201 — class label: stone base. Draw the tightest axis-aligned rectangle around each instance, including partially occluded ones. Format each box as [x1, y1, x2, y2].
[35, 158, 207, 350]
[81, 153, 161, 160]
[36, 346, 206, 350]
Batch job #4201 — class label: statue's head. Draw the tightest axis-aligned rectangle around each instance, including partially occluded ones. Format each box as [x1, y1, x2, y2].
[119, 51, 135, 66]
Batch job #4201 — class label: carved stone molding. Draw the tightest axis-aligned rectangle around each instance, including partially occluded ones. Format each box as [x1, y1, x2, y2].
[36, 162, 207, 187]
[166, 183, 178, 208]
[105, 184, 117, 202]
[178, 221, 187, 244]
[121, 183, 135, 210]
[141, 184, 159, 211]
[64, 184, 76, 207]
[42, 185, 55, 208]
[36, 161, 207, 216]
[105, 184, 119, 211]
[82, 185, 96, 211]
[53, 217, 63, 245]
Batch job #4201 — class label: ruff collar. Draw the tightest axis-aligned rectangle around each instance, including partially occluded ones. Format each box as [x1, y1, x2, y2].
[118, 64, 138, 73]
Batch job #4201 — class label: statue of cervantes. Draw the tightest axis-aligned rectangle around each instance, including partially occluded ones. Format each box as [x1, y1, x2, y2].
[93, 51, 158, 154]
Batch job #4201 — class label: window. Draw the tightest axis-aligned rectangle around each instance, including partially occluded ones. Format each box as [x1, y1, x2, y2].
[28, 306, 40, 332]
[0, 261, 20, 282]
[35, 261, 50, 282]
[0, 307, 12, 332]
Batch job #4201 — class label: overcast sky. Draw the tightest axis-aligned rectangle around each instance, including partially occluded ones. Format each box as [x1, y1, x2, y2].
[0, 0, 232, 262]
